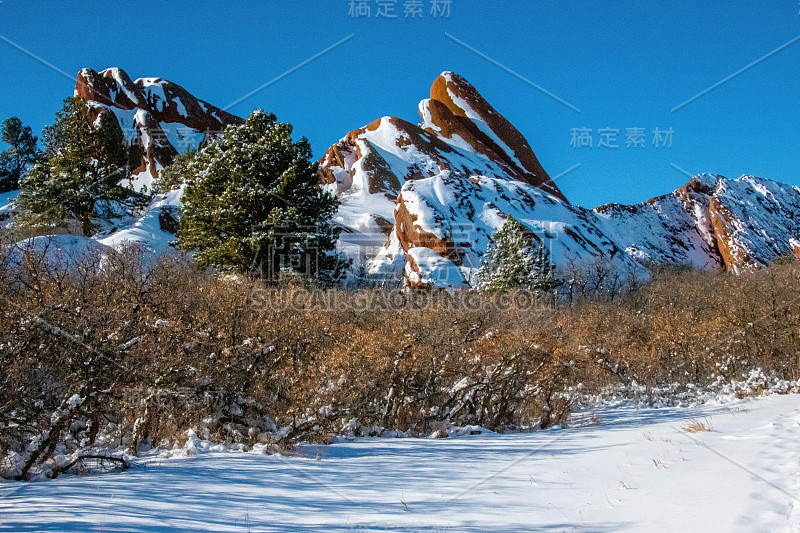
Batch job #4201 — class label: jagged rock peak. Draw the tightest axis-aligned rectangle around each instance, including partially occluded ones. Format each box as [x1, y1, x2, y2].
[317, 71, 568, 240]
[76, 68, 242, 131]
[422, 72, 565, 201]
[75, 68, 244, 191]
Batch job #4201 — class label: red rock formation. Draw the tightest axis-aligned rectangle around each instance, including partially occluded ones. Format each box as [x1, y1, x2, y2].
[58, 69, 800, 287]
[426, 72, 566, 201]
[317, 72, 569, 278]
[790, 240, 800, 261]
[404, 253, 426, 289]
[76, 68, 242, 134]
[317, 72, 566, 205]
[75, 68, 244, 187]
[394, 192, 460, 264]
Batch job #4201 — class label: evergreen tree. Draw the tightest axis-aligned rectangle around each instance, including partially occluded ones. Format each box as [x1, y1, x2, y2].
[476, 217, 558, 294]
[153, 149, 195, 194]
[17, 97, 137, 236]
[177, 110, 347, 284]
[0, 117, 39, 193]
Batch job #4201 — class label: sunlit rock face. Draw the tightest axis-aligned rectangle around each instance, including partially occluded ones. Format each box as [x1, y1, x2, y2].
[76, 67, 244, 192]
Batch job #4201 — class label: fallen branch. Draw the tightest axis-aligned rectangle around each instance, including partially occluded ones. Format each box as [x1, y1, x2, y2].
[53, 453, 130, 479]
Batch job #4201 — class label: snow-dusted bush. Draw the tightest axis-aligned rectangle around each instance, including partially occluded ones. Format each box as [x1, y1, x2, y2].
[2, 245, 800, 480]
[476, 217, 558, 295]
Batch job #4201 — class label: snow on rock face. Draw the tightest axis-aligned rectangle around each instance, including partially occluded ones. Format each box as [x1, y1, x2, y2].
[385, 173, 643, 288]
[75, 68, 244, 192]
[320, 72, 800, 287]
[427, 72, 565, 200]
[593, 175, 726, 271]
[97, 186, 184, 259]
[318, 72, 566, 207]
[600, 173, 800, 273]
[318, 72, 573, 284]
[708, 176, 800, 270]
[60, 68, 800, 287]
[405, 246, 470, 289]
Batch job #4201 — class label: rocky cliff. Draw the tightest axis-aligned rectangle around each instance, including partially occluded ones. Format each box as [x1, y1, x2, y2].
[75, 67, 244, 192]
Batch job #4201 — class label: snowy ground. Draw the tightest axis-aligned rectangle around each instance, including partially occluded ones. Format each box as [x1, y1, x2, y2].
[2, 395, 799, 532]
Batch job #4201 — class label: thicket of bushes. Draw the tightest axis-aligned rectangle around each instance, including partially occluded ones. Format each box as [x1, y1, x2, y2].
[1, 235, 800, 480]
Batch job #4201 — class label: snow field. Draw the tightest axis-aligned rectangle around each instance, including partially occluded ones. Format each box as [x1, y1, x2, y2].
[2, 395, 799, 532]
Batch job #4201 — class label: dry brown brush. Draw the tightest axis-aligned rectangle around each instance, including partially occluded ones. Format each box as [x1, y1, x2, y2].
[2, 238, 800, 480]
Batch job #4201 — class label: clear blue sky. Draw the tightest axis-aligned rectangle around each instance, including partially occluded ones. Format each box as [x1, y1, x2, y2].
[1, 1, 798, 207]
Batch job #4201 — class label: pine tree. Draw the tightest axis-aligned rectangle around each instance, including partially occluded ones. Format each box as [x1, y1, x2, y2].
[17, 97, 137, 236]
[476, 217, 558, 294]
[177, 110, 347, 284]
[0, 117, 39, 193]
[153, 149, 195, 194]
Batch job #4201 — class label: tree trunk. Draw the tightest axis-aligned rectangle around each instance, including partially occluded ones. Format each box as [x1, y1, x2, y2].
[76, 202, 95, 237]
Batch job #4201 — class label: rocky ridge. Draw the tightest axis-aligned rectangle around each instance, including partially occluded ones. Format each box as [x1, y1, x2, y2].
[76, 67, 244, 192]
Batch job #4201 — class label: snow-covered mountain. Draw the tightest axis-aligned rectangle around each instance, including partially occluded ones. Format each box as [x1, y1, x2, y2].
[595, 174, 800, 272]
[318, 72, 800, 286]
[76, 67, 244, 192]
[17, 68, 800, 287]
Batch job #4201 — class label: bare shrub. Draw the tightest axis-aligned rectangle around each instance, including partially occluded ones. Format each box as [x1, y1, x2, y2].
[2, 246, 800, 479]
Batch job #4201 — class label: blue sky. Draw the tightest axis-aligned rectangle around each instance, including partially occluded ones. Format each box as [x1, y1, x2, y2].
[1, 1, 798, 207]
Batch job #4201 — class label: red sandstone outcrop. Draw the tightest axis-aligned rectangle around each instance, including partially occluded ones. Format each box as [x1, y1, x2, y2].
[75, 68, 244, 188]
